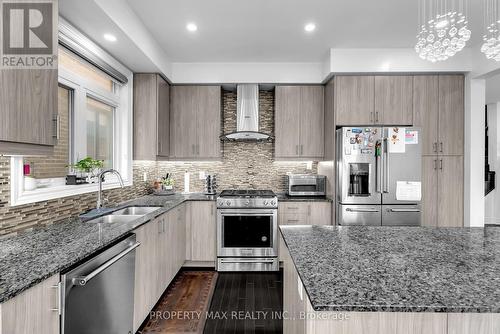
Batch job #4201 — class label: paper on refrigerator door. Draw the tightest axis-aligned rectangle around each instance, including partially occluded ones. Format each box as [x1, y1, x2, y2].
[388, 127, 405, 153]
[396, 181, 421, 201]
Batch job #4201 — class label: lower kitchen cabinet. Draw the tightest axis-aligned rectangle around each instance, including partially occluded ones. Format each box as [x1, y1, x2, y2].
[186, 201, 216, 262]
[0, 274, 60, 334]
[278, 202, 332, 226]
[422, 156, 463, 227]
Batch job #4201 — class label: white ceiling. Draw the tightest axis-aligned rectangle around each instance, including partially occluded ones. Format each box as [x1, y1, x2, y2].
[125, 0, 483, 62]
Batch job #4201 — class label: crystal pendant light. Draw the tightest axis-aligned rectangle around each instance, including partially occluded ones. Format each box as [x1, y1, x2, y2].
[481, 0, 500, 61]
[415, 0, 471, 62]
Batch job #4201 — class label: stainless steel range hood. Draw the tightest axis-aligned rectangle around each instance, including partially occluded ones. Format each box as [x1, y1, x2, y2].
[222, 84, 272, 141]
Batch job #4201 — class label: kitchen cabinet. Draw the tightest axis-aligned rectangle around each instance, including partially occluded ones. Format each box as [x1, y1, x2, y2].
[170, 86, 221, 160]
[374, 76, 413, 125]
[278, 202, 332, 226]
[0, 274, 60, 334]
[186, 201, 216, 262]
[275, 85, 324, 159]
[0, 69, 58, 155]
[335, 76, 374, 126]
[282, 235, 306, 334]
[438, 75, 464, 156]
[413, 76, 439, 155]
[422, 156, 463, 227]
[413, 75, 464, 156]
[133, 217, 159, 331]
[324, 78, 336, 160]
[133, 73, 170, 160]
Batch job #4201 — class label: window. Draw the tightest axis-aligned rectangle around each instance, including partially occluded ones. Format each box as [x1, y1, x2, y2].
[11, 43, 132, 206]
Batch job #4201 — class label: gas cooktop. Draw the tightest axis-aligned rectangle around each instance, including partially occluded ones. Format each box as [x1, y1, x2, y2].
[217, 189, 277, 208]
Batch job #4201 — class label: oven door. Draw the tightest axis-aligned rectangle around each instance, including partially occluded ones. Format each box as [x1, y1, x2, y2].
[217, 209, 278, 257]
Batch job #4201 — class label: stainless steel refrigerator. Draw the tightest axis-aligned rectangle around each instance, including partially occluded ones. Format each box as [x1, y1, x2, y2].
[336, 127, 422, 226]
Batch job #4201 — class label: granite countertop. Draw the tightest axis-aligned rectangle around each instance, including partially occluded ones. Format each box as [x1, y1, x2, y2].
[0, 193, 215, 304]
[280, 225, 500, 313]
[276, 193, 333, 202]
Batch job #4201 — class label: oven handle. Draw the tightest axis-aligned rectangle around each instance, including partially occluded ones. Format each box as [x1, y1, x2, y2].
[218, 210, 277, 216]
[219, 259, 276, 264]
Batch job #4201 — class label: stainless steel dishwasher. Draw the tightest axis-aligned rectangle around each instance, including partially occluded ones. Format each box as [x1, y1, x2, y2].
[61, 234, 140, 334]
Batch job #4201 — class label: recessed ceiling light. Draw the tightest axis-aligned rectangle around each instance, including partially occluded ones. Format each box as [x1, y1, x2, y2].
[186, 23, 198, 32]
[103, 33, 117, 42]
[304, 23, 316, 32]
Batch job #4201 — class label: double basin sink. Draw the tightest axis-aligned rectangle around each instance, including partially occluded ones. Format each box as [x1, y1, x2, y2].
[86, 206, 162, 224]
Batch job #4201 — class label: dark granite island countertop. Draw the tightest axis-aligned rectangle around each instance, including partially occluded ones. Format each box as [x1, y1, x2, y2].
[280, 225, 500, 313]
[0, 193, 215, 304]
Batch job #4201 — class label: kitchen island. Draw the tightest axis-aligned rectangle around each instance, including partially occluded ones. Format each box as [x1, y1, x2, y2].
[280, 225, 500, 334]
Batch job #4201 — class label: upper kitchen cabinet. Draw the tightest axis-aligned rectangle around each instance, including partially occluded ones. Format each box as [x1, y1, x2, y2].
[438, 75, 464, 156]
[374, 76, 413, 125]
[133, 73, 170, 160]
[170, 85, 221, 160]
[413, 75, 464, 156]
[335, 76, 374, 126]
[413, 75, 439, 155]
[275, 85, 324, 160]
[0, 69, 58, 155]
[324, 78, 335, 161]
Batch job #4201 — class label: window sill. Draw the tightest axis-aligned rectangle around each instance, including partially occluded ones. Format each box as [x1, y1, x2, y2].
[10, 179, 132, 207]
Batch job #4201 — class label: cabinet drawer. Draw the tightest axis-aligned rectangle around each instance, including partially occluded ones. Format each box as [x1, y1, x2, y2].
[279, 203, 308, 215]
[280, 213, 308, 225]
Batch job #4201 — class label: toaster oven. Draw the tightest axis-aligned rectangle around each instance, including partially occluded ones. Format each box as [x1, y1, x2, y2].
[287, 174, 326, 197]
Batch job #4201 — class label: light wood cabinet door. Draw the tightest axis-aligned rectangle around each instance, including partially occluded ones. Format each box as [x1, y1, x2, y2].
[190, 201, 216, 262]
[0, 274, 60, 334]
[375, 76, 413, 125]
[275, 86, 301, 158]
[133, 219, 159, 331]
[335, 76, 374, 126]
[300, 86, 324, 158]
[413, 76, 439, 155]
[422, 156, 439, 227]
[196, 86, 221, 159]
[307, 202, 332, 225]
[438, 156, 464, 227]
[170, 86, 198, 159]
[0, 69, 57, 154]
[438, 75, 464, 155]
[157, 76, 170, 157]
[324, 78, 335, 160]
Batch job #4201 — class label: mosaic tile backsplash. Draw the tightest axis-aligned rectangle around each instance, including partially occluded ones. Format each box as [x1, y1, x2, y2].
[0, 90, 317, 235]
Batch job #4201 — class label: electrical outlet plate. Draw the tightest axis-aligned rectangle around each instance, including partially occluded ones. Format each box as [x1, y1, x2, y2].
[199, 171, 206, 180]
[143, 172, 147, 182]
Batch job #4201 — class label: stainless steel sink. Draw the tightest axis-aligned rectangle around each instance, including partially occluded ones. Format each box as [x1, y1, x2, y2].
[111, 206, 161, 216]
[86, 215, 140, 224]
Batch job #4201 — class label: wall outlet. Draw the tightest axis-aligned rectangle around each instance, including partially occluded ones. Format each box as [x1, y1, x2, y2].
[199, 171, 206, 180]
[306, 161, 313, 170]
[143, 172, 147, 182]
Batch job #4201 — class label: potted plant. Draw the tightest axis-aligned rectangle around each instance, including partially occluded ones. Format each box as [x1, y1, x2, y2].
[67, 157, 104, 184]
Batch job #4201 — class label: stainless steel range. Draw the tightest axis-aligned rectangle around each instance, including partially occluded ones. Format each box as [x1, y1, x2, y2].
[216, 190, 279, 272]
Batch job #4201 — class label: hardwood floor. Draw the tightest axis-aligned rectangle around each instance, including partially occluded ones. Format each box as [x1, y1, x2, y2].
[204, 271, 283, 334]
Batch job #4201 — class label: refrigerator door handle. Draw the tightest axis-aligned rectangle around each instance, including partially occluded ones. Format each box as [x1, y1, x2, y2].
[376, 140, 382, 193]
[388, 208, 421, 213]
[346, 208, 380, 213]
[383, 137, 389, 193]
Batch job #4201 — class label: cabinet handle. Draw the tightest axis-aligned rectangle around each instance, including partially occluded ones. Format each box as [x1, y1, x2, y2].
[286, 219, 300, 223]
[286, 206, 300, 210]
[295, 145, 299, 155]
[300, 145, 303, 156]
[440, 142, 443, 153]
[439, 159, 443, 170]
[433, 142, 437, 153]
[433, 159, 437, 170]
[50, 282, 62, 315]
[376, 111, 379, 123]
[52, 114, 60, 140]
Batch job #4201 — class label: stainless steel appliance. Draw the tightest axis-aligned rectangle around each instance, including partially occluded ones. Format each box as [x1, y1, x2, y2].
[217, 190, 279, 271]
[287, 174, 326, 197]
[62, 234, 139, 334]
[336, 127, 422, 226]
